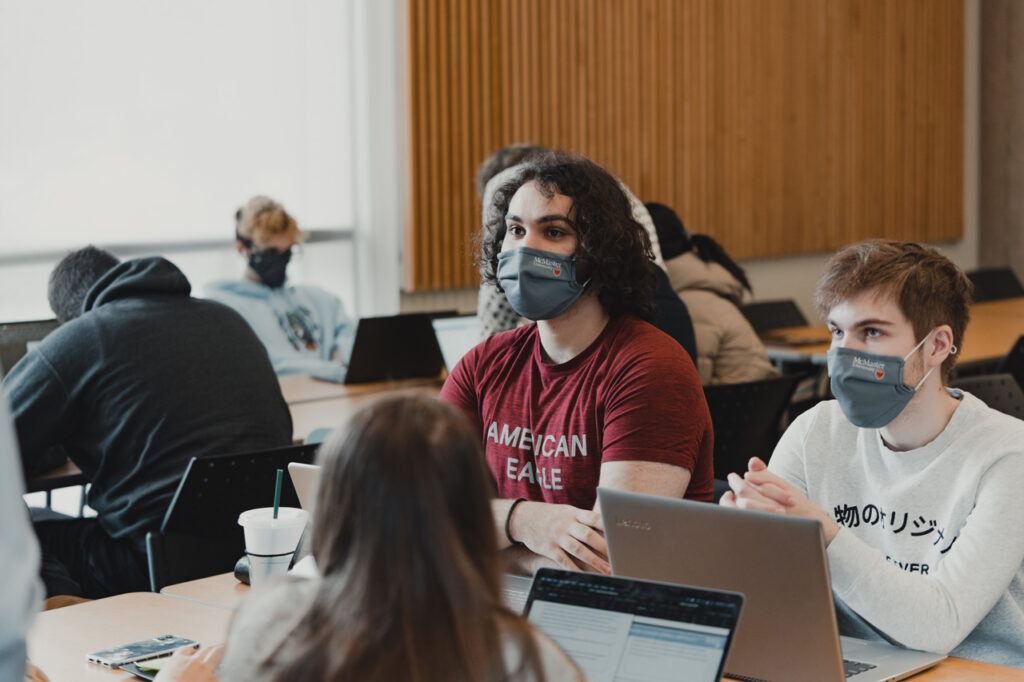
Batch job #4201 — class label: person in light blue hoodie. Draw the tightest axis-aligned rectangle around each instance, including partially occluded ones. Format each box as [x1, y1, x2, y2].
[206, 196, 354, 382]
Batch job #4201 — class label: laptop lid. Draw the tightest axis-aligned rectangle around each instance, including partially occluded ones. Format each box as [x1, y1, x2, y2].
[287, 462, 320, 515]
[525, 568, 743, 682]
[599, 489, 945, 682]
[343, 313, 445, 385]
[0, 318, 60, 374]
[430, 313, 479, 371]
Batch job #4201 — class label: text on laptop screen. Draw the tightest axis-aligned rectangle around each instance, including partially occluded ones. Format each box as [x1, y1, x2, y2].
[526, 571, 739, 682]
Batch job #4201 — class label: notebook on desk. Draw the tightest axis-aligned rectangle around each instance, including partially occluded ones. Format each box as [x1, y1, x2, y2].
[599, 489, 945, 682]
[525, 568, 744, 682]
[342, 313, 445, 385]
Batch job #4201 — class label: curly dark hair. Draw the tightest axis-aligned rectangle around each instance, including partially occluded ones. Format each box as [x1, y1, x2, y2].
[479, 152, 656, 321]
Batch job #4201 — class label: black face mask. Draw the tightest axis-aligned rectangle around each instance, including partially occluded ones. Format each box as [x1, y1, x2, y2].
[248, 248, 292, 288]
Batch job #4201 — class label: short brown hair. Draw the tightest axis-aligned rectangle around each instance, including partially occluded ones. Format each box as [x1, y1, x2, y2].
[814, 240, 971, 381]
[234, 195, 305, 245]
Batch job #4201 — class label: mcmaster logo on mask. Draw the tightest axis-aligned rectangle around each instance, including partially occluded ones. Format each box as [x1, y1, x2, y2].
[852, 355, 886, 380]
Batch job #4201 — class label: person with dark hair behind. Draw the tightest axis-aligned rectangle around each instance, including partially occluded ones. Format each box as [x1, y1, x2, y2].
[4, 247, 293, 598]
[442, 153, 713, 577]
[646, 202, 777, 385]
[155, 395, 586, 682]
[46, 245, 119, 323]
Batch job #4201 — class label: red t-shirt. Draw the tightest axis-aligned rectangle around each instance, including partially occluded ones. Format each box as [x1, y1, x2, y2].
[440, 315, 714, 508]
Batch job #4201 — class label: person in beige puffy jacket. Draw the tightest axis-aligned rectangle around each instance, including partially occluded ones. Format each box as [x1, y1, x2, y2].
[647, 202, 778, 385]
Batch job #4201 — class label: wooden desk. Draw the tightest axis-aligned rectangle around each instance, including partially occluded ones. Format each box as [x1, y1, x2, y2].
[27, 592, 231, 682]
[278, 374, 352, 404]
[279, 373, 445, 406]
[762, 297, 1024, 368]
[39, 585, 1021, 681]
[161, 572, 248, 611]
[288, 379, 443, 441]
[910, 657, 1024, 681]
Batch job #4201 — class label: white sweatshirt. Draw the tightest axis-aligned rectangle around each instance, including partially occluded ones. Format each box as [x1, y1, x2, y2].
[770, 391, 1024, 668]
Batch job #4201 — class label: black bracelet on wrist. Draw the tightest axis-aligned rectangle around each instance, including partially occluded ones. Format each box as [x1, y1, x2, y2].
[505, 498, 527, 546]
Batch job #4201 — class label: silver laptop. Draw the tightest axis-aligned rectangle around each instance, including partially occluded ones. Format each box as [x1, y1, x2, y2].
[430, 313, 479, 372]
[525, 567, 744, 682]
[287, 462, 321, 515]
[599, 489, 945, 682]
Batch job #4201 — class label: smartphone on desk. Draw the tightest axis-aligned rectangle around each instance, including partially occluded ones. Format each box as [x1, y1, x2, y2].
[86, 634, 198, 667]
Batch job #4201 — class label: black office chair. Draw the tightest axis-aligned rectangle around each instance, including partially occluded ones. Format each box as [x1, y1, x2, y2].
[966, 267, 1024, 303]
[703, 373, 804, 479]
[997, 335, 1024, 392]
[951, 373, 1024, 419]
[0, 318, 60, 375]
[145, 442, 319, 592]
[739, 300, 808, 334]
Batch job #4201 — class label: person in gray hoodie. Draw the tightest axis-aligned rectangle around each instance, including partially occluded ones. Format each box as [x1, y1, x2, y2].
[647, 202, 777, 385]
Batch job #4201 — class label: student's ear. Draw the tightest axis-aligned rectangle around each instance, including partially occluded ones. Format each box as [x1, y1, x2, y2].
[928, 324, 955, 366]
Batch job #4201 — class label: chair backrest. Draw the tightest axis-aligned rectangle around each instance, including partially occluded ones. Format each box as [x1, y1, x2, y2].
[967, 267, 1024, 303]
[146, 442, 319, 591]
[739, 300, 808, 334]
[703, 374, 804, 478]
[951, 373, 1024, 420]
[0, 319, 60, 375]
[997, 335, 1024, 392]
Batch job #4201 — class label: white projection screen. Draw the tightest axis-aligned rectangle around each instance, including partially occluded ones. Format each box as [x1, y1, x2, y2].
[0, 0, 354, 253]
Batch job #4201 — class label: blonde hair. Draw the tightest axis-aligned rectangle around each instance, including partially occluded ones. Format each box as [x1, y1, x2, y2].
[234, 196, 305, 245]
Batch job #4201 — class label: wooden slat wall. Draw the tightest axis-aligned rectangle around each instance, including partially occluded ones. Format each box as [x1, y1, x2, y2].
[405, 0, 964, 291]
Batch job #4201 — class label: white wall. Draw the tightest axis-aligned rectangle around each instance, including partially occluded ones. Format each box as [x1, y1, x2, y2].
[1, 0, 978, 325]
[0, 1, 355, 251]
[0, 0, 372, 321]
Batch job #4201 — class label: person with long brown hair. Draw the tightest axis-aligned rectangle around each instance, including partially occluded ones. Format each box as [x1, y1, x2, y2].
[158, 395, 585, 682]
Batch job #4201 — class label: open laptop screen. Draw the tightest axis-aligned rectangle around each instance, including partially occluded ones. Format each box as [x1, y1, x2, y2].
[525, 568, 743, 682]
[430, 313, 479, 372]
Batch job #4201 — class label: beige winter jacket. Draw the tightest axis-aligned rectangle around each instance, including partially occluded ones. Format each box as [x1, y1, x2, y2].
[663, 252, 778, 385]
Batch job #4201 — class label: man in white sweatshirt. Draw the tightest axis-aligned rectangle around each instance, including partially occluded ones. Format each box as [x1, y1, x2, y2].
[721, 240, 1024, 668]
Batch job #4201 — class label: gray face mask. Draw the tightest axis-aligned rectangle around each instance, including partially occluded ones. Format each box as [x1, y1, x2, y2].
[496, 246, 588, 320]
[827, 330, 937, 429]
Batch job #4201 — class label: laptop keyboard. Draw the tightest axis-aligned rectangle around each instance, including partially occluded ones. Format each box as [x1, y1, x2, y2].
[844, 658, 877, 678]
